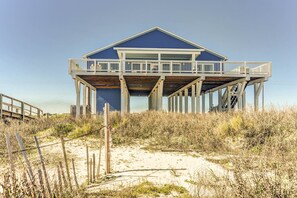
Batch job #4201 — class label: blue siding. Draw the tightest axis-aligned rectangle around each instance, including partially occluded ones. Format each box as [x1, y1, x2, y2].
[87, 29, 225, 61]
[117, 30, 198, 49]
[196, 51, 224, 61]
[96, 88, 121, 113]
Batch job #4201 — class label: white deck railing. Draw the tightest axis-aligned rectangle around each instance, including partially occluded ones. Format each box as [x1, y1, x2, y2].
[69, 59, 272, 77]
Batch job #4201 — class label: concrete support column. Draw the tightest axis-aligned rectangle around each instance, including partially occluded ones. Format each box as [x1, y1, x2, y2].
[196, 81, 202, 114]
[218, 89, 222, 112]
[179, 92, 183, 113]
[184, 88, 188, 113]
[209, 91, 213, 111]
[242, 91, 246, 110]
[191, 84, 195, 113]
[202, 93, 205, 113]
[75, 79, 81, 119]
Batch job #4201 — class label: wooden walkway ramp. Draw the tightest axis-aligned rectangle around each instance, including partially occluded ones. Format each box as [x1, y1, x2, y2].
[0, 93, 43, 120]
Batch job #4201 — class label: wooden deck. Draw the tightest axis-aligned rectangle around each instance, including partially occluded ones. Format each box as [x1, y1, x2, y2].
[0, 94, 43, 121]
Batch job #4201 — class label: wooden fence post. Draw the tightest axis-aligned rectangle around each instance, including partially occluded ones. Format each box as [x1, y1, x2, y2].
[59, 161, 68, 188]
[89, 158, 93, 183]
[37, 169, 45, 197]
[92, 153, 95, 182]
[60, 137, 72, 190]
[86, 146, 89, 184]
[104, 103, 111, 174]
[0, 94, 3, 119]
[57, 165, 63, 193]
[97, 129, 103, 179]
[72, 159, 79, 188]
[15, 132, 35, 185]
[34, 136, 51, 196]
[5, 133, 16, 195]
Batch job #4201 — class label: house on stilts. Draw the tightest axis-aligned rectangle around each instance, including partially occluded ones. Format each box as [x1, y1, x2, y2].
[68, 27, 272, 117]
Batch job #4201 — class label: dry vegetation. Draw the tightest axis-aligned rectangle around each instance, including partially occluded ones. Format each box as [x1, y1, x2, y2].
[1, 108, 297, 197]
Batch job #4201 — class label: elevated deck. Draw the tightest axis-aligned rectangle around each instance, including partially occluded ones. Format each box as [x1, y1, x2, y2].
[69, 59, 271, 96]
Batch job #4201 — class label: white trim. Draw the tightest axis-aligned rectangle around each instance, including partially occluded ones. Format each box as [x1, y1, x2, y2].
[82, 27, 228, 60]
[114, 47, 204, 52]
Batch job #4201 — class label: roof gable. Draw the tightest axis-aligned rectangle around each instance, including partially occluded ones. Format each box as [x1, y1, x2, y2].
[116, 29, 198, 49]
[85, 27, 227, 60]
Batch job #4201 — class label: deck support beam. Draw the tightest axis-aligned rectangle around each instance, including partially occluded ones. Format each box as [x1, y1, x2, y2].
[191, 84, 195, 113]
[202, 93, 205, 113]
[75, 79, 81, 119]
[218, 89, 222, 112]
[148, 76, 165, 111]
[83, 84, 87, 117]
[174, 95, 178, 112]
[120, 76, 130, 115]
[179, 92, 183, 113]
[195, 81, 202, 113]
[184, 88, 188, 113]
[254, 81, 264, 111]
[209, 91, 213, 111]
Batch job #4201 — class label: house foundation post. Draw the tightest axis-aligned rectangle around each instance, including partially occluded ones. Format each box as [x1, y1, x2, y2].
[254, 81, 264, 111]
[227, 86, 232, 112]
[174, 95, 178, 112]
[179, 92, 183, 113]
[202, 92, 205, 113]
[218, 89, 222, 112]
[209, 91, 213, 112]
[184, 88, 188, 113]
[75, 79, 81, 119]
[157, 80, 164, 111]
[191, 84, 195, 113]
[196, 81, 202, 113]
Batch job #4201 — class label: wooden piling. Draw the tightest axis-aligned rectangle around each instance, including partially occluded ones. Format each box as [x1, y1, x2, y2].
[5, 133, 16, 195]
[97, 129, 103, 179]
[92, 153, 95, 182]
[90, 158, 93, 183]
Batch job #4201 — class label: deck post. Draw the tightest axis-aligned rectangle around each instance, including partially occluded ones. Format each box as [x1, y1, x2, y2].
[83, 84, 87, 117]
[254, 81, 263, 111]
[174, 95, 178, 112]
[209, 91, 213, 111]
[227, 86, 232, 111]
[202, 93, 205, 113]
[75, 79, 81, 119]
[21, 102, 25, 121]
[191, 84, 195, 113]
[157, 80, 164, 111]
[196, 81, 202, 113]
[179, 92, 183, 113]
[237, 81, 247, 110]
[93, 89, 97, 114]
[184, 88, 188, 113]
[262, 83, 264, 112]
[218, 89, 222, 112]
[168, 97, 171, 112]
[242, 90, 246, 110]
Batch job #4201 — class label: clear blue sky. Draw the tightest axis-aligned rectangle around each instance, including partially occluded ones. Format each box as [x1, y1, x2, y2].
[0, 0, 296, 113]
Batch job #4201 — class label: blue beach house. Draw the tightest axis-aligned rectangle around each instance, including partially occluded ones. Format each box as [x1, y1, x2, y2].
[68, 27, 271, 117]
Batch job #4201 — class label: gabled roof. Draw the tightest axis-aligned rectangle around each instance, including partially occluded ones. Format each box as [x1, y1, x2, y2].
[83, 26, 228, 60]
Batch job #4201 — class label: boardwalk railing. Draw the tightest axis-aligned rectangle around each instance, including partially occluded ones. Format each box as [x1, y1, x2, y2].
[0, 94, 43, 120]
[69, 59, 272, 77]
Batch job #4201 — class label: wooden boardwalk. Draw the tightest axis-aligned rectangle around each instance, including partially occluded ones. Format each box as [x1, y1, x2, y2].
[0, 93, 43, 120]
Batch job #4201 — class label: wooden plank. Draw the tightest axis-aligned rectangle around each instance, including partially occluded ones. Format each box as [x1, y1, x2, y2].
[60, 137, 72, 190]
[104, 103, 111, 174]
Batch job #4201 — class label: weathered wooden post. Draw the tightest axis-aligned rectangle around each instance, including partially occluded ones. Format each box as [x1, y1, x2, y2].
[72, 159, 79, 188]
[5, 133, 16, 195]
[97, 129, 103, 178]
[60, 137, 72, 190]
[104, 103, 111, 174]
[86, 146, 89, 184]
[15, 132, 35, 184]
[21, 102, 25, 121]
[34, 136, 51, 196]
